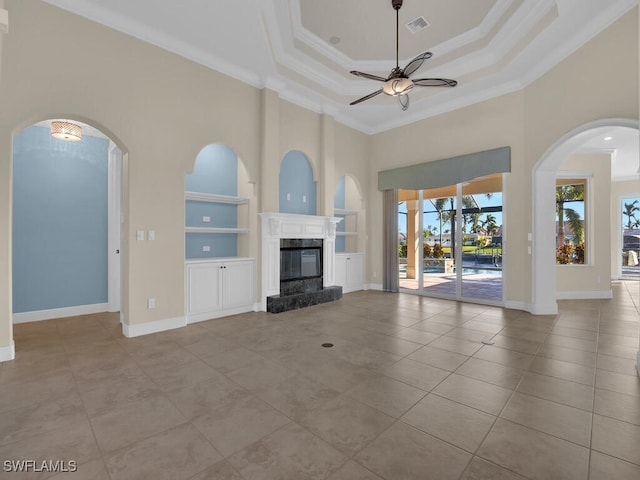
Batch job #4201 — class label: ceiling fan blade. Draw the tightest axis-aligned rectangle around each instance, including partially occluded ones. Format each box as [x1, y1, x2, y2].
[413, 78, 458, 87]
[399, 94, 409, 111]
[350, 71, 388, 82]
[403, 52, 433, 77]
[350, 89, 383, 106]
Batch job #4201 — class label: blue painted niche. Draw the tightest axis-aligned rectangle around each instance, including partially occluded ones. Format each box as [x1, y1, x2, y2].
[279, 151, 317, 215]
[185, 144, 239, 258]
[13, 125, 109, 313]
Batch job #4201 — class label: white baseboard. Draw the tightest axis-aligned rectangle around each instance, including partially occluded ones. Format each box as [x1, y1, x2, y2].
[0, 341, 15, 362]
[528, 302, 558, 315]
[13, 303, 108, 324]
[365, 283, 383, 291]
[187, 305, 255, 324]
[122, 316, 186, 338]
[556, 290, 613, 300]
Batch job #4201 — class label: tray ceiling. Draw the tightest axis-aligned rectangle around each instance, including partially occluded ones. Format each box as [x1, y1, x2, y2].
[42, 0, 637, 134]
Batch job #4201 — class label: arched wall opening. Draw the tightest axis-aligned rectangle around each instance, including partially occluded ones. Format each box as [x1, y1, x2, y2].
[531, 118, 639, 314]
[12, 119, 125, 316]
[8, 115, 128, 359]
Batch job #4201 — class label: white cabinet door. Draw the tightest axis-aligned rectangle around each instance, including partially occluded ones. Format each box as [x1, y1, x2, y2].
[335, 253, 364, 292]
[187, 262, 222, 313]
[222, 260, 254, 309]
[346, 253, 364, 291]
[335, 254, 347, 288]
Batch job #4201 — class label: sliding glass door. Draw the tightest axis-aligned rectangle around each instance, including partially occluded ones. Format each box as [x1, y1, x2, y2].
[461, 176, 503, 301]
[398, 174, 504, 304]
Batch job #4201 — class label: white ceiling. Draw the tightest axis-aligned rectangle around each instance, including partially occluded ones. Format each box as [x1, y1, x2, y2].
[39, 0, 638, 178]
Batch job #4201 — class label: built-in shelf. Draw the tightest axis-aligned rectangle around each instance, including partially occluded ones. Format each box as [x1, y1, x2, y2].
[185, 227, 249, 234]
[336, 232, 358, 237]
[185, 191, 249, 204]
[334, 208, 358, 216]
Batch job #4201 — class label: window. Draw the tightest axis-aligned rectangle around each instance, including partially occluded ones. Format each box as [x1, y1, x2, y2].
[555, 179, 586, 264]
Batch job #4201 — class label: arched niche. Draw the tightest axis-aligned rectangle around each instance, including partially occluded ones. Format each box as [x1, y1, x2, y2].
[278, 150, 317, 215]
[334, 174, 364, 253]
[185, 144, 252, 258]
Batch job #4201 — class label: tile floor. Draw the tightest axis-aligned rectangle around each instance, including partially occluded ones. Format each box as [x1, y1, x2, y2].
[1, 281, 639, 480]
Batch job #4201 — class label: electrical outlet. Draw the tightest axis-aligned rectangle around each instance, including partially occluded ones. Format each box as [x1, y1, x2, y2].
[202, 216, 211, 223]
[148, 230, 155, 241]
[302, 195, 307, 203]
[147, 298, 156, 309]
[203, 245, 211, 252]
[136, 230, 144, 241]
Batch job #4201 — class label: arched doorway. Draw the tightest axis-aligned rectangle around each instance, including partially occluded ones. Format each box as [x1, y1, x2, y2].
[11, 117, 127, 328]
[531, 118, 639, 314]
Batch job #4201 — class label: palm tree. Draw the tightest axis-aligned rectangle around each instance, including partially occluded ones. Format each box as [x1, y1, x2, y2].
[556, 184, 584, 248]
[461, 196, 478, 233]
[424, 225, 438, 237]
[623, 200, 640, 229]
[481, 214, 498, 236]
[433, 198, 453, 245]
[564, 208, 584, 245]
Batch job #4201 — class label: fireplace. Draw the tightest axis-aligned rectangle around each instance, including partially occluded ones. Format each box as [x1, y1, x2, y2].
[259, 213, 343, 313]
[280, 239, 323, 295]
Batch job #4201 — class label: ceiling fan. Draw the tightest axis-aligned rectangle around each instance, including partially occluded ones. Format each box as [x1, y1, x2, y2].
[349, 0, 457, 111]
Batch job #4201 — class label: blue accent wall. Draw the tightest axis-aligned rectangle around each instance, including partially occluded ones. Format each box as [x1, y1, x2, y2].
[279, 151, 316, 215]
[12, 125, 109, 313]
[334, 176, 346, 252]
[185, 144, 238, 258]
[185, 144, 237, 195]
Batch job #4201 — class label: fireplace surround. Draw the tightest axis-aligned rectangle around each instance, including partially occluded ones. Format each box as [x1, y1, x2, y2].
[259, 212, 343, 312]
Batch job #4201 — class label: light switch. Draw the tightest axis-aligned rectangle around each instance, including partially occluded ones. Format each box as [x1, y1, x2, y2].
[147, 298, 155, 309]
[203, 245, 211, 252]
[302, 195, 307, 203]
[527, 246, 532, 255]
[148, 230, 155, 241]
[136, 230, 144, 241]
[286, 193, 291, 201]
[527, 232, 532, 241]
[202, 216, 211, 223]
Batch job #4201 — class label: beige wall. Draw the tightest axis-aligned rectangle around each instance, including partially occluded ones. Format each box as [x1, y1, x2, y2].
[369, 91, 527, 299]
[556, 154, 612, 296]
[0, 1, 637, 354]
[0, 0, 369, 351]
[368, 8, 638, 306]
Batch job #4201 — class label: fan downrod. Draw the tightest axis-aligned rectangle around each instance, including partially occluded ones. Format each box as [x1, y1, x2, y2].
[392, 0, 403, 10]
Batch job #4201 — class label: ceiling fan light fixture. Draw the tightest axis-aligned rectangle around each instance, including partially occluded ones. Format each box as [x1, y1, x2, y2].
[382, 77, 413, 96]
[348, 0, 456, 108]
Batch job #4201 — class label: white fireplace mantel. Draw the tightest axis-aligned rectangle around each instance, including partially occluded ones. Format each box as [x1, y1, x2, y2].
[258, 212, 342, 310]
